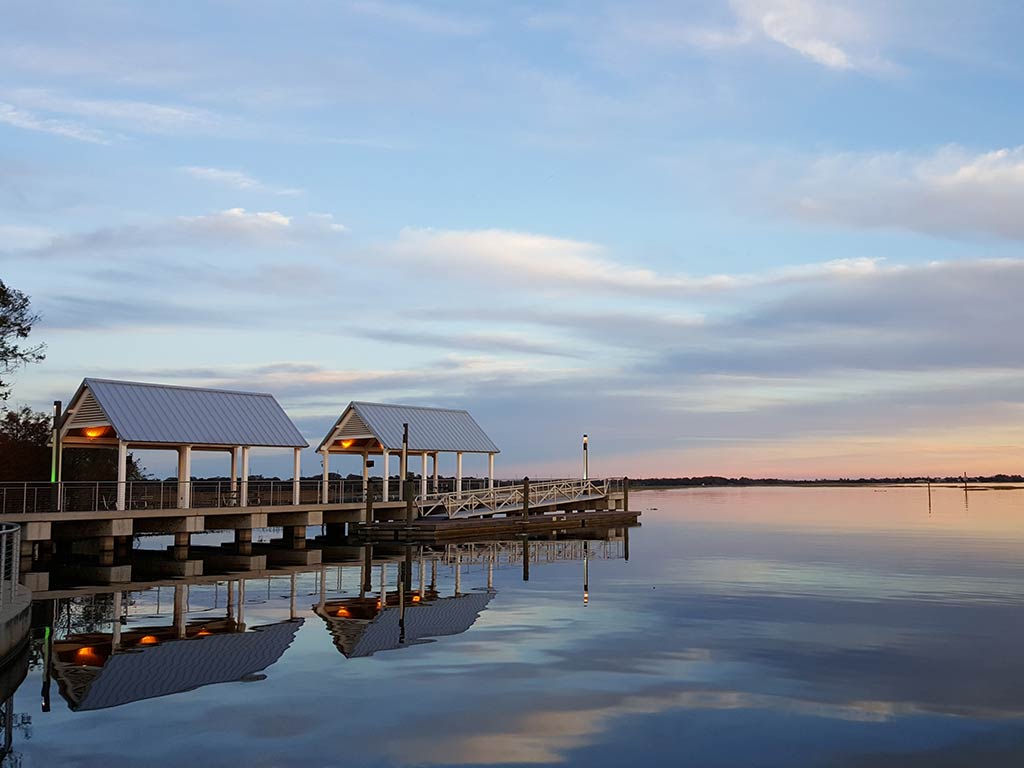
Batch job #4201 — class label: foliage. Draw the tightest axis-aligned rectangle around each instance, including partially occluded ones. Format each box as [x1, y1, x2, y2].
[0, 279, 45, 402]
[0, 405, 148, 482]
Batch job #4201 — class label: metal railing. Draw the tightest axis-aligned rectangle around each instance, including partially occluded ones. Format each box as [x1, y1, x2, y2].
[0, 523, 21, 611]
[418, 478, 613, 519]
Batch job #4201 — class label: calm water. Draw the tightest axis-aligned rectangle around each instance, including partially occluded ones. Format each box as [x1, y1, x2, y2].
[5, 485, 1024, 767]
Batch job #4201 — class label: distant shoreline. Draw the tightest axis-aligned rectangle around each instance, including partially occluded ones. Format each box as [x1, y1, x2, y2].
[630, 476, 1024, 490]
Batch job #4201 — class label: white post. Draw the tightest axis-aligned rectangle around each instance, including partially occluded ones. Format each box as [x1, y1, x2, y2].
[432, 453, 438, 493]
[420, 452, 428, 498]
[362, 453, 369, 501]
[381, 449, 390, 501]
[230, 447, 239, 494]
[177, 446, 192, 509]
[488, 453, 495, 491]
[116, 440, 128, 511]
[321, 450, 330, 504]
[292, 447, 302, 505]
[456, 452, 463, 497]
[240, 446, 250, 508]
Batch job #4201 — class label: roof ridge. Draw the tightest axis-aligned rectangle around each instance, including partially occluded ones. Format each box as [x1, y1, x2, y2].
[351, 400, 471, 415]
[85, 378, 276, 399]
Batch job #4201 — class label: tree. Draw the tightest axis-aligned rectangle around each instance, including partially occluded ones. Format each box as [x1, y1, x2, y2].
[0, 405, 148, 482]
[0, 279, 45, 402]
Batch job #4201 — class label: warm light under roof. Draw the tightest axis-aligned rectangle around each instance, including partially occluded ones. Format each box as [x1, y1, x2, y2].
[83, 427, 108, 438]
[340, 439, 355, 449]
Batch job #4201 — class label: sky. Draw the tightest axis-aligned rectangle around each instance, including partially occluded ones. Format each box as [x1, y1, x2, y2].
[3, 0, 1024, 480]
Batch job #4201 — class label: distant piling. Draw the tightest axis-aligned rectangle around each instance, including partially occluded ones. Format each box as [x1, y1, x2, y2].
[522, 477, 530, 519]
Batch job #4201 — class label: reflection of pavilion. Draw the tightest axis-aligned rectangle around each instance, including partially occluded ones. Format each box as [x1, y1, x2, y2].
[315, 590, 493, 658]
[51, 617, 301, 711]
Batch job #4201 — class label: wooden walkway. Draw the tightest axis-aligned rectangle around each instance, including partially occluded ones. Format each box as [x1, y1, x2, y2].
[355, 508, 640, 543]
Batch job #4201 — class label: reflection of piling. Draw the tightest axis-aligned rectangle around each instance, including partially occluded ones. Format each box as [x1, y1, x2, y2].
[173, 585, 186, 639]
[487, 548, 494, 591]
[238, 579, 246, 630]
[379, 564, 386, 606]
[583, 541, 589, 606]
[398, 569, 406, 644]
[403, 545, 413, 588]
[927, 479, 932, 513]
[418, 548, 426, 598]
[624, 526, 630, 562]
[290, 573, 297, 620]
[430, 558, 437, 591]
[362, 545, 373, 597]
[454, 551, 462, 596]
[40, 599, 55, 712]
[522, 537, 530, 582]
[112, 590, 122, 649]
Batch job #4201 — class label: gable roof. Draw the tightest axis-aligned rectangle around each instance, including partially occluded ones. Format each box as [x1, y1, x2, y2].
[317, 401, 499, 454]
[63, 378, 308, 447]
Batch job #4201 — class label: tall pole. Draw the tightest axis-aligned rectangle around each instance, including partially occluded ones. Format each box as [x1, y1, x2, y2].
[583, 434, 589, 481]
[401, 422, 409, 500]
[51, 400, 62, 511]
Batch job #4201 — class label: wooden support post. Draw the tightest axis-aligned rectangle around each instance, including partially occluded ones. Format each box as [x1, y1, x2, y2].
[522, 476, 530, 519]
[284, 525, 306, 550]
[623, 476, 630, 512]
[365, 491, 374, 525]
[235, 528, 252, 556]
[174, 531, 190, 561]
[292, 447, 302, 505]
[405, 480, 416, 524]
[98, 536, 115, 566]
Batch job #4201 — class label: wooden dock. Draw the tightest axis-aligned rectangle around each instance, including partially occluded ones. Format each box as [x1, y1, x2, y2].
[354, 508, 640, 543]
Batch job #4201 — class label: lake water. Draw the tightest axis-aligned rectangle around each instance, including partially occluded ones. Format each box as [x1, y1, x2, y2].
[4, 485, 1024, 767]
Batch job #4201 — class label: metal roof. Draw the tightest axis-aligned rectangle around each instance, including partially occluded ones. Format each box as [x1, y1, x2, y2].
[318, 401, 500, 454]
[66, 378, 308, 447]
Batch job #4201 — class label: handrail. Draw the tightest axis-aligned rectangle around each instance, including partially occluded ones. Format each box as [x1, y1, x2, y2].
[0, 523, 21, 610]
[417, 478, 611, 519]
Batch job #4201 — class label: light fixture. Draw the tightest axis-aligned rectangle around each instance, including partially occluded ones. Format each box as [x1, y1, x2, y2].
[340, 439, 355, 449]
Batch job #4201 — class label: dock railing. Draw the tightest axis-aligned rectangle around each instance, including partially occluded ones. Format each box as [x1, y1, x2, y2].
[418, 477, 615, 519]
[0, 523, 21, 611]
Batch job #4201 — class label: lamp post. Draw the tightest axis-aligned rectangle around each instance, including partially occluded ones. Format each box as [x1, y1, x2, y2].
[582, 434, 589, 481]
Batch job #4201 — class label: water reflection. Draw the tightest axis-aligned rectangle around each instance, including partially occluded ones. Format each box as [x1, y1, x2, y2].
[9, 487, 1024, 767]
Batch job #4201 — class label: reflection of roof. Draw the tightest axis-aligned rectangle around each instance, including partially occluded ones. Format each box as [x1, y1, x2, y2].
[64, 378, 308, 447]
[54, 620, 302, 711]
[320, 591, 493, 657]
[318, 401, 499, 453]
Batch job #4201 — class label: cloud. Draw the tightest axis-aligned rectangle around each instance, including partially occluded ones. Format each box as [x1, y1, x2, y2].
[2, 88, 222, 137]
[0, 101, 108, 143]
[776, 144, 1024, 240]
[182, 167, 303, 196]
[621, 0, 890, 72]
[344, 1, 486, 37]
[16, 208, 346, 258]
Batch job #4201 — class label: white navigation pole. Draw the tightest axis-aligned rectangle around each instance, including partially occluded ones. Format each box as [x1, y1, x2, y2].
[582, 434, 589, 481]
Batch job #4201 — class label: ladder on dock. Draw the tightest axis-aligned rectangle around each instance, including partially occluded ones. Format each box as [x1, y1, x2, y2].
[417, 478, 611, 519]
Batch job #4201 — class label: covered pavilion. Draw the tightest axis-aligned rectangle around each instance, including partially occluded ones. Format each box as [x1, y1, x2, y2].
[316, 401, 500, 502]
[57, 378, 309, 510]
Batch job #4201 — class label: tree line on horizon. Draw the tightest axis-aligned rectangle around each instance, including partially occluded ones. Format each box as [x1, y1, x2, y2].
[633, 475, 1024, 487]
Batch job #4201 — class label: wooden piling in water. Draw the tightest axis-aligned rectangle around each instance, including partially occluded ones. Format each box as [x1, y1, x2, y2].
[623, 476, 630, 511]
[522, 477, 530, 518]
[364, 492, 374, 525]
[404, 480, 415, 524]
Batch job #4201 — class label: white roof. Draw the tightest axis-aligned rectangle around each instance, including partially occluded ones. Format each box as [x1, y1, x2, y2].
[318, 401, 499, 454]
